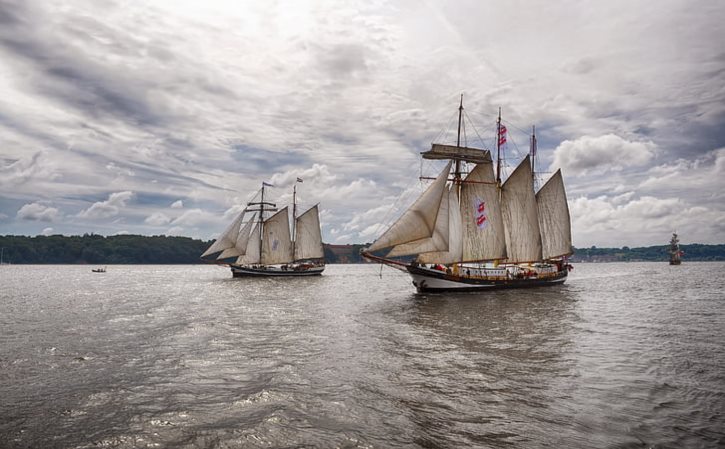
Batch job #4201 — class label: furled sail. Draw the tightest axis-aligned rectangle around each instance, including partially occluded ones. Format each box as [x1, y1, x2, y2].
[417, 186, 463, 264]
[367, 161, 452, 252]
[387, 183, 450, 257]
[261, 207, 294, 265]
[217, 213, 256, 259]
[201, 210, 245, 258]
[236, 223, 261, 265]
[294, 205, 324, 260]
[501, 155, 543, 263]
[460, 161, 507, 261]
[536, 169, 572, 259]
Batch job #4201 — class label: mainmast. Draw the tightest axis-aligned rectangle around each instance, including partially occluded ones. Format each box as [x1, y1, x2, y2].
[496, 108, 502, 185]
[531, 125, 537, 187]
[292, 181, 297, 260]
[455, 94, 463, 187]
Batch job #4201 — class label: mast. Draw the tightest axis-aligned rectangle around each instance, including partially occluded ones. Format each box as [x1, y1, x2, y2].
[531, 125, 537, 187]
[292, 182, 297, 260]
[496, 108, 502, 185]
[259, 183, 265, 262]
[455, 94, 463, 185]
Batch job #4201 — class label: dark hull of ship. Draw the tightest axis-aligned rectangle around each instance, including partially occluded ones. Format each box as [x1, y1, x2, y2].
[230, 264, 325, 277]
[669, 259, 681, 265]
[406, 265, 568, 293]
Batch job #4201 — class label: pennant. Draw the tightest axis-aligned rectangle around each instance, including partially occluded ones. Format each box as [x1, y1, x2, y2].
[296, 177, 303, 183]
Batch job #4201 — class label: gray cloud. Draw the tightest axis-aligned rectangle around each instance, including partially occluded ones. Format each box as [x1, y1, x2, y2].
[1, 0, 724, 246]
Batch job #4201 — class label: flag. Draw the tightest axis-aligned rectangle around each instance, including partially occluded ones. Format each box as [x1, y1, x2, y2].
[262, 181, 274, 187]
[474, 198, 489, 230]
[296, 177, 303, 183]
[498, 125, 507, 146]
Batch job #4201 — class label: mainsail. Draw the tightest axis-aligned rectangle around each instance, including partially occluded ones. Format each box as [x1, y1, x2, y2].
[294, 205, 324, 260]
[536, 169, 572, 259]
[460, 161, 507, 261]
[367, 161, 452, 252]
[201, 211, 246, 258]
[501, 155, 543, 263]
[261, 207, 294, 265]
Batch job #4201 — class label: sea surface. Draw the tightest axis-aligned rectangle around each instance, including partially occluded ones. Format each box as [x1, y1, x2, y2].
[0, 263, 723, 448]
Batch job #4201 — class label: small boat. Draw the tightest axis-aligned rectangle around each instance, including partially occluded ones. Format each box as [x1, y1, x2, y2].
[362, 96, 573, 293]
[201, 179, 325, 277]
[92, 266, 106, 273]
[669, 232, 683, 265]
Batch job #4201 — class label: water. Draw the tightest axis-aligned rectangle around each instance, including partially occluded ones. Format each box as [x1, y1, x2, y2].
[1, 263, 723, 448]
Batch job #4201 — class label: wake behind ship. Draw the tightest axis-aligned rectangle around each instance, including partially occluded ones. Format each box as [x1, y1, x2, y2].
[362, 97, 573, 293]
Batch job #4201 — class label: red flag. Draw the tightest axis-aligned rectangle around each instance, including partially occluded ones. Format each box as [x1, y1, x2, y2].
[499, 125, 507, 146]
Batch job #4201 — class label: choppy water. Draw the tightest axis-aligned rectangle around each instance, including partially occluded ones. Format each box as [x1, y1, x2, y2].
[1, 262, 724, 448]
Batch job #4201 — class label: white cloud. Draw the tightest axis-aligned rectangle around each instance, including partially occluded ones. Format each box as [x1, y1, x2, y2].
[170, 200, 183, 209]
[165, 226, 184, 236]
[78, 191, 135, 219]
[115, 230, 130, 235]
[551, 134, 656, 175]
[17, 202, 62, 222]
[41, 227, 54, 235]
[171, 208, 214, 227]
[144, 212, 171, 226]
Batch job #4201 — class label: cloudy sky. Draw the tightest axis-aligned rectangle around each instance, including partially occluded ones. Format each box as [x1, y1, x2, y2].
[1, 0, 724, 247]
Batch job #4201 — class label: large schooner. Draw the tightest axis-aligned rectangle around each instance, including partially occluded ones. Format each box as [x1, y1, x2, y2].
[201, 180, 325, 277]
[362, 97, 573, 293]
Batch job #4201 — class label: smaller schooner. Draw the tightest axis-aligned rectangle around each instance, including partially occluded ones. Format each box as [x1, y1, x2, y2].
[669, 232, 683, 265]
[201, 180, 325, 277]
[362, 97, 573, 293]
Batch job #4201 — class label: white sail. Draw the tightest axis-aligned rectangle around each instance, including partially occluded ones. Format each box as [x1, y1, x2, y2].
[261, 207, 294, 265]
[294, 205, 324, 260]
[367, 161, 452, 252]
[501, 155, 543, 263]
[201, 211, 245, 258]
[536, 169, 572, 259]
[236, 223, 261, 265]
[387, 183, 450, 257]
[216, 213, 256, 259]
[417, 186, 463, 264]
[460, 162, 507, 261]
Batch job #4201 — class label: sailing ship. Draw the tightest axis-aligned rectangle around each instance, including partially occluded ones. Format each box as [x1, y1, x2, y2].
[201, 179, 325, 277]
[669, 232, 683, 265]
[362, 97, 573, 293]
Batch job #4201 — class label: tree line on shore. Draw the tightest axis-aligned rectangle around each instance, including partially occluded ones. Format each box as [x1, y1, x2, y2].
[0, 234, 723, 264]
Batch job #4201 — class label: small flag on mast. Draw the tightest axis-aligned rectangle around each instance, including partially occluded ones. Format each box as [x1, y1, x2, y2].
[262, 181, 273, 187]
[296, 177, 303, 183]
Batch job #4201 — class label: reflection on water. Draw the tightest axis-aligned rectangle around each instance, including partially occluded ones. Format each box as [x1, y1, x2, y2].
[0, 263, 724, 448]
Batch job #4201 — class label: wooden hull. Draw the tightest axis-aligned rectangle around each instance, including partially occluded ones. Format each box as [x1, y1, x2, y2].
[230, 264, 325, 277]
[406, 265, 568, 293]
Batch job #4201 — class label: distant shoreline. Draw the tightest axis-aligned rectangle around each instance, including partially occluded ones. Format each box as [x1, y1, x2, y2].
[1, 234, 724, 264]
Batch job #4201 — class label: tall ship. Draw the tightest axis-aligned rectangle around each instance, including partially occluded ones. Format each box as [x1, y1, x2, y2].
[201, 180, 325, 276]
[362, 97, 573, 293]
[669, 232, 683, 265]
